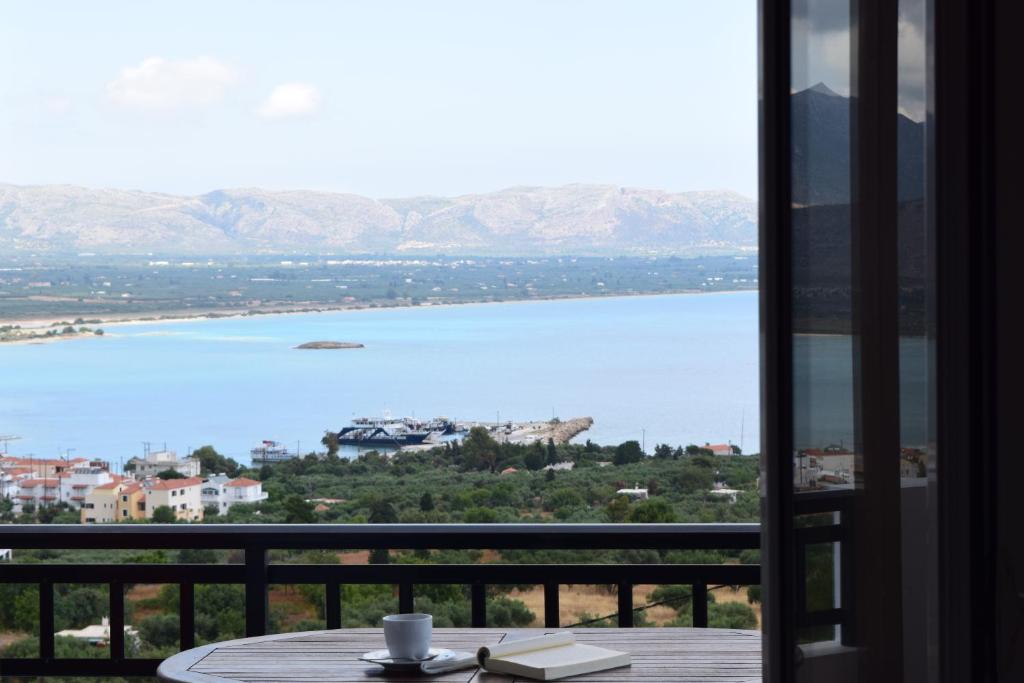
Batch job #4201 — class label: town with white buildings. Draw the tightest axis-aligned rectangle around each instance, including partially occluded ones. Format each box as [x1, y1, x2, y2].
[0, 449, 268, 525]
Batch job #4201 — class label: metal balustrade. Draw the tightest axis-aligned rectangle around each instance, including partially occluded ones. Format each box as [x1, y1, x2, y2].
[0, 523, 760, 677]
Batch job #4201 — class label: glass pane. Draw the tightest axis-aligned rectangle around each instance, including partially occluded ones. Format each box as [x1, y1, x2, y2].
[791, 0, 854, 650]
[897, 0, 935, 680]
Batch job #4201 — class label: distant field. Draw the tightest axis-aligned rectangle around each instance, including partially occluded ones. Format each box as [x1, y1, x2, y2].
[0, 254, 758, 324]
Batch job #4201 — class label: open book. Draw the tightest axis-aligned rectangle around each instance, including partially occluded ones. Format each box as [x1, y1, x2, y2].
[420, 632, 631, 680]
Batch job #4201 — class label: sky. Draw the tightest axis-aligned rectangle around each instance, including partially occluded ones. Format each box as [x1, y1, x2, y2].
[0, 1, 757, 199]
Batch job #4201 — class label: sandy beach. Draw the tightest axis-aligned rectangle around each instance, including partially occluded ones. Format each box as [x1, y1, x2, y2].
[0, 288, 750, 344]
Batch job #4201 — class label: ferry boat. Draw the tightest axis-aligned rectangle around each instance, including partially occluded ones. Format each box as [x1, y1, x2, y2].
[336, 426, 432, 448]
[351, 415, 457, 436]
[250, 440, 295, 463]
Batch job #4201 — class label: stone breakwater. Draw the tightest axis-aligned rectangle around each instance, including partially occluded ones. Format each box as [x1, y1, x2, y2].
[458, 417, 594, 445]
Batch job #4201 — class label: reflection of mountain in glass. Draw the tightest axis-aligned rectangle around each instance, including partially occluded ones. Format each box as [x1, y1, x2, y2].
[790, 84, 926, 334]
[791, 83, 924, 206]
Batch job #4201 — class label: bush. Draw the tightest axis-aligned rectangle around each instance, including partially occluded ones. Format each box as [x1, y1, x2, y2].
[138, 614, 179, 649]
[626, 498, 677, 523]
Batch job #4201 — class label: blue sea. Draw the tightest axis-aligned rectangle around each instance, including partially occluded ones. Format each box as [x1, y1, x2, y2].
[0, 292, 761, 465]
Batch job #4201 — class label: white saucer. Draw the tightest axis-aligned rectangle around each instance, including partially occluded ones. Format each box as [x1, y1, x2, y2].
[360, 648, 447, 673]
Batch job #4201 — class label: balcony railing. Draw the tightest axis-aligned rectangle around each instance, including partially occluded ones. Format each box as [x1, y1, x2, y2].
[0, 522, 759, 678]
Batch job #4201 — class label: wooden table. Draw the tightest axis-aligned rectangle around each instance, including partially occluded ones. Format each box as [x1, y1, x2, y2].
[158, 627, 761, 682]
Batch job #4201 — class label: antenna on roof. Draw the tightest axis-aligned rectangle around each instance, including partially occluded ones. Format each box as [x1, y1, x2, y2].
[0, 435, 21, 454]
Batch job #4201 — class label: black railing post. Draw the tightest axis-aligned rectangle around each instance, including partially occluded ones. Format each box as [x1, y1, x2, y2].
[244, 547, 269, 637]
[179, 583, 195, 650]
[544, 583, 560, 628]
[617, 583, 633, 627]
[692, 582, 708, 627]
[325, 582, 341, 630]
[398, 583, 414, 613]
[471, 583, 486, 627]
[39, 580, 54, 661]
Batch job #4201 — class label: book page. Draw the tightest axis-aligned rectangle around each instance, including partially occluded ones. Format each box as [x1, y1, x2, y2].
[478, 632, 576, 665]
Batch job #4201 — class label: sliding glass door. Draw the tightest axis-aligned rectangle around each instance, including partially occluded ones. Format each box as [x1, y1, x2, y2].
[760, 0, 936, 680]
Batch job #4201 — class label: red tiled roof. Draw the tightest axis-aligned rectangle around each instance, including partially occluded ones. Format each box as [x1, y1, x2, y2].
[17, 478, 59, 488]
[224, 477, 260, 488]
[92, 482, 121, 491]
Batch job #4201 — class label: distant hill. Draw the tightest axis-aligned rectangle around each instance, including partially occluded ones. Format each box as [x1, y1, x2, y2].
[0, 183, 756, 256]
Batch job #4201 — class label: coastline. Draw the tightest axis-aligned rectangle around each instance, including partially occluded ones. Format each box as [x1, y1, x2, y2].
[0, 288, 756, 341]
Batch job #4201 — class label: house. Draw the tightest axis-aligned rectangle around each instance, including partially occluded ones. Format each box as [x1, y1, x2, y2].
[616, 483, 649, 500]
[55, 617, 138, 646]
[126, 450, 200, 480]
[708, 482, 742, 503]
[0, 455, 89, 478]
[704, 443, 735, 456]
[80, 480, 147, 523]
[13, 478, 62, 509]
[59, 465, 116, 509]
[202, 475, 268, 513]
[142, 477, 204, 521]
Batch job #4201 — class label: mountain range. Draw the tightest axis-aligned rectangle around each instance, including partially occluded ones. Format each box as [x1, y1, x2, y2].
[0, 183, 756, 257]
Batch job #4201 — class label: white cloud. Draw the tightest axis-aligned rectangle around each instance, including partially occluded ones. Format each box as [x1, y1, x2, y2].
[106, 56, 237, 110]
[256, 82, 321, 119]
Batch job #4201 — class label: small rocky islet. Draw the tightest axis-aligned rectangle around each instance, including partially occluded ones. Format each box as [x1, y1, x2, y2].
[294, 341, 364, 350]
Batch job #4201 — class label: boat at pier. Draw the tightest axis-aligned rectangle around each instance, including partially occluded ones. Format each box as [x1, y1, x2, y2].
[336, 425, 432, 448]
[350, 415, 457, 436]
[250, 440, 295, 463]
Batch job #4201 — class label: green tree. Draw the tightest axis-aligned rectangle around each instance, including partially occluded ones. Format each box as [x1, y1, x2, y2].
[546, 439, 558, 466]
[156, 469, 186, 480]
[708, 602, 757, 629]
[627, 498, 678, 523]
[462, 427, 499, 472]
[283, 495, 316, 523]
[139, 614, 179, 649]
[543, 488, 585, 512]
[191, 445, 240, 477]
[524, 443, 546, 471]
[653, 443, 674, 459]
[419, 492, 435, 512]
[464, 507, 498, 523]
[321, 431, 340, 458]
[613, 440, 644, 465]
[604, 495, 631, 523]
[151, 505, 177, 523]
[368, 498, 398, 524]
[178, 548, 218, 564]
[675, 466, 714, 493]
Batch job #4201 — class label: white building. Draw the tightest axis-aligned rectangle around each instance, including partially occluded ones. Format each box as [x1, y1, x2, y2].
[127, 450, 200, 480]
[142, 477, 204, 521]
[201, 475, 268, 513]
[56, 617, 138, 646]
[60, 466, 115, 509]
[616, 483, 649, 500]
[708, 482, 742, 503]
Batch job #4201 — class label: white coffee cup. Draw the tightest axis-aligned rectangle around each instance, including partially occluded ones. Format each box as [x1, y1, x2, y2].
[383, 613, 432, 660]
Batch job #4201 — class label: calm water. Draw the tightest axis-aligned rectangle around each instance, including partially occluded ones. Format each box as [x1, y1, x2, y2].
[1, 292, 760, 464]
